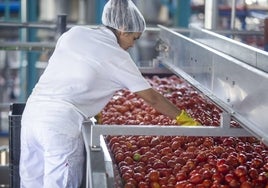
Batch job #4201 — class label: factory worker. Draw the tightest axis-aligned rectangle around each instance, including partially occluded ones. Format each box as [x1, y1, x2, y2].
[20, 0, 199, 187]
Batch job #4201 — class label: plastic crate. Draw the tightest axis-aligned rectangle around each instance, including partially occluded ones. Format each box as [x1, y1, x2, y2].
[8, 103, 25, 188]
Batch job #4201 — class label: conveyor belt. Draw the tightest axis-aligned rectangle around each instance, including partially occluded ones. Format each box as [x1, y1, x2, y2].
[157, 25, 268, 146]
[6, 25, 268, 188]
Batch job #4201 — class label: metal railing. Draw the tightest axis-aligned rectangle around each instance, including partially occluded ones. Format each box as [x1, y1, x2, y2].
[0, 19, 264, 52]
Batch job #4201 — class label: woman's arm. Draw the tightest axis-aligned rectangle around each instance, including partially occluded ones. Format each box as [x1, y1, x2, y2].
[135, 88, 180, 120]
[135, 88, 200, 125]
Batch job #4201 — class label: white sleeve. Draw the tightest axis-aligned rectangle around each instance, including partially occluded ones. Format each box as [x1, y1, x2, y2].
[111, 56, 151, 92]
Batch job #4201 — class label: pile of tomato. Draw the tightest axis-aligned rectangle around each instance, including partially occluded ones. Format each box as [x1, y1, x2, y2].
[100, 75, 268, 188]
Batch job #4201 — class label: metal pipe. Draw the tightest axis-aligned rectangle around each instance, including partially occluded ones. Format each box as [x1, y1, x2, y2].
[1, 34, 264, 51]
[4, 0, 10, 21]
[230, 0, 236, 30]
[78, 0, 86, 24]
[20, 0, 28, 101]
[0, 42, 55, 51]
[175, 0, 191, 27]
[204, 0, 218, 29]
[20, 0, 27, 42]
[0, 29, 264, 52]
[56, 14, 67, 36]
[0, 22, 56, 30]
[0, 21, 265, 36]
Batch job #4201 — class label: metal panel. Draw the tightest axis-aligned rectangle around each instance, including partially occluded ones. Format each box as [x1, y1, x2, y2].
[190, 25, 268, 72]
[82, 120, 115, 188]
[212, 55, 268, 139]
[257, 52, 268, 71]
[157, 25, 268, 145]
[89, 124, 251, 148]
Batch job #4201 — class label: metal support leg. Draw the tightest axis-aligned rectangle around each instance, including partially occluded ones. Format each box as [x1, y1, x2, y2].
[82, 120, 115, 188]
[264, 18, 268, 52]
[56, 14, 67, 36]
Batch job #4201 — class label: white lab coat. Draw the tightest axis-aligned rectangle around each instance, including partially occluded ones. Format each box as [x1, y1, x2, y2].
[20, 26, 151, 188]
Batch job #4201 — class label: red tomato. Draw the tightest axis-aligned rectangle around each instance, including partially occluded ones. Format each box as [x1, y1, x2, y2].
[148, 170, 160, 182]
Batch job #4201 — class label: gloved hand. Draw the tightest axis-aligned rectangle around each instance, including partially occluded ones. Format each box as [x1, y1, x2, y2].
[94, 113, 102, 124]
[176, 110, 201, 126]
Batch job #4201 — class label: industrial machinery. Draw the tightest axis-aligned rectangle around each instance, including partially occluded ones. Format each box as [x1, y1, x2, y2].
[81, 25, 268, 187]
[5, 25, 268, 188]
[157, 24, 268, 144]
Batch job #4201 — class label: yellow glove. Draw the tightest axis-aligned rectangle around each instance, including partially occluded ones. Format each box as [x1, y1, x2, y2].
[95, 113, 102, 124]
[176, 110, 201, 126]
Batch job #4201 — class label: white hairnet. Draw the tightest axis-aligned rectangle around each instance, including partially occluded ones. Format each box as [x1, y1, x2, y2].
[101, 0, 146, 33]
